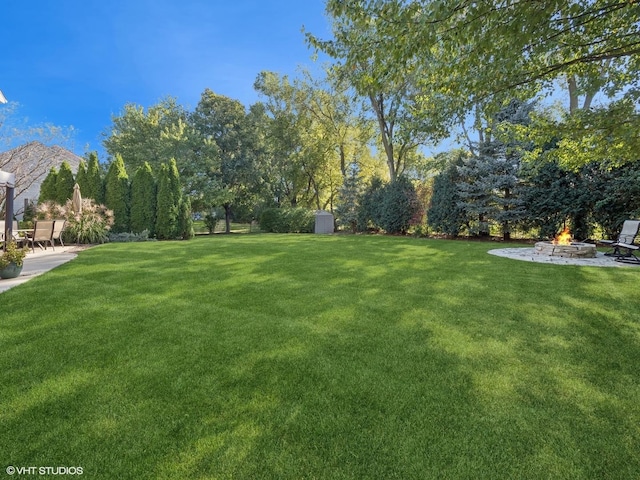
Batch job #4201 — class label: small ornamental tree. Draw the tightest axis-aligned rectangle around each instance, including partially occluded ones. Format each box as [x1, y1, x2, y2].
[104, 154, 130, 233]
[55, 161, 75, 205]
[38, 167, 58, 203]
[85, 151, 104, 203]
[130, 162, 157, 235]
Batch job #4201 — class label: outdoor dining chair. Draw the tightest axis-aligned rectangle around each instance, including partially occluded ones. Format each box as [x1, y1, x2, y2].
[26, 220, 55, 252]
[51, 219, 66, 247]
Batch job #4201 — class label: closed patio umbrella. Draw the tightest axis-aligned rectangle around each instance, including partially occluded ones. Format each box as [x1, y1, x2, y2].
[72, 183, 82, 215]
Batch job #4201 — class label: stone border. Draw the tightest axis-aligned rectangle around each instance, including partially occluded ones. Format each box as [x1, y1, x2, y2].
[488, 248, 639, 267]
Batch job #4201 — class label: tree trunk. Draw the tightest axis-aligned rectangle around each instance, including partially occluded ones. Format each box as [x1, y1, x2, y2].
[339, 144, 347, 178]
[568, 75, 579, 114]
[369, 92, 396, 181]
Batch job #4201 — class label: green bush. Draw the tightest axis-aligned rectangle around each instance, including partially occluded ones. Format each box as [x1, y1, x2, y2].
[108, 230, 154, 243]
[259, 207, 315, 233]
[357, 177, 385, 232]
[379, 176, 423, 234]
[204, 209, 223, 234]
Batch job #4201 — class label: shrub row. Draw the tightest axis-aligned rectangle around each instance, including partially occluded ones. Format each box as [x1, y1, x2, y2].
[259, 207, 315, 233]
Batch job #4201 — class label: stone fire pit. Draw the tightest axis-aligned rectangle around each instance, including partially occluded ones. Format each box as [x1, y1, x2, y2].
[534, 241, 597, 258]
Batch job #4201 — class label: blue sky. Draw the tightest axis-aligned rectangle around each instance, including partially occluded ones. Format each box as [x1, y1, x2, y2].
[1, 0, 331, 158]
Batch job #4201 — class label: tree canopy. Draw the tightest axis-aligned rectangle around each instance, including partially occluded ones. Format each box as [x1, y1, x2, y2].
[309, 0, 640, 168]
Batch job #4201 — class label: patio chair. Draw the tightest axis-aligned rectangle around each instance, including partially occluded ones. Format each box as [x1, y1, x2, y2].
[1, 220, 24, 246]
[598, 219, 640, 259]
[26, 220, 55, 252]
[51, 219, 66, 247]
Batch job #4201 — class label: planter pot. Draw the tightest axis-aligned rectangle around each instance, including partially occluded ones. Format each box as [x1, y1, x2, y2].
[0, 262, 23, 279]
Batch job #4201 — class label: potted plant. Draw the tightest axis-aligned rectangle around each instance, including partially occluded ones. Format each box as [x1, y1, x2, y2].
[0, 241, 28, 279]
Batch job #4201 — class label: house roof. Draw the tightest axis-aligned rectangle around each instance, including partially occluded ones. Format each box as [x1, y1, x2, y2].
[0, 141, 83, 208]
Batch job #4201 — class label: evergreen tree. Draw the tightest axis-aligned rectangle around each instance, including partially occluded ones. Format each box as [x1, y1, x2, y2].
[168, 158, 182, 208]
[456, 155, 493, 236]
[85, 152, 104, 203]
[520, 161, 589, 239]
[379, 176, 422, 234]
[335, 162, 362, 233]
[155, 162, 180, 240]
[456, 100, 532, 239]
[75, 160, 88, 195]
[427, 161, 466, 236]
[38, 167, 58, 203]
[177, 196, 195, 240]
[592, 163, 640, 238]
[130, 162, 157, 235]
[105, 154, 130, 233]
[357, 177, 385, 231]
[55, 161, 75, 205]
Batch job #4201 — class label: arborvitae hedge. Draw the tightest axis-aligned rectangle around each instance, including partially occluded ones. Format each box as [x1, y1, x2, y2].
[55, 161, 75, 205]
[39, 167, 58, 203]
[130, 162, 157, 235]
[259, 207, 315, 233]
[105, 154, 130, 233]
[155, 162, 181, 240]
[85, 152, 104, 203]
[75, 160, 88, 196]
[177, 196, 194, 240]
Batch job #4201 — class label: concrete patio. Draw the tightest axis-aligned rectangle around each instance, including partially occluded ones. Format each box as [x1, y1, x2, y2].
[0, 245, 82, 293]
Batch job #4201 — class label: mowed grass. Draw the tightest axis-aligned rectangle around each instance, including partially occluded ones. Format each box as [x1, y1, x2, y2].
[1, 235, 639, 479]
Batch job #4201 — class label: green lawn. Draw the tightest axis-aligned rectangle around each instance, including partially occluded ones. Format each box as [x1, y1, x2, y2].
[1, 235, 639, 479]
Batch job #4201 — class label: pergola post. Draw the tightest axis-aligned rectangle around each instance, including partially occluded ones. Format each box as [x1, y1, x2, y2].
[1, 91, 9, 251]
[0, 170, 16, 252]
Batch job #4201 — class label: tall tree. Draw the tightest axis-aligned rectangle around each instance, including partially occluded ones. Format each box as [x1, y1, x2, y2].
[296, 68, 379, 211]
[75, 160, 88, 195]
[130, 162, 157, 235]
[314, 0, 640, 168]
[177, 196, 194, 240]
[104, 97, 192, 174]
[456, 100, 533, 239]
[55, 161, 75, 205]
[155, 159, 182, 240]
[306, 3, 450, 181]
[104, 154, 130, 233]
[254, 71, 315, 207]
[427, 155, 467, 237]
[335, 162, 362, 233]
[191, 90, 258, 233]
[84, 151, 104, 203]
[38, 167, 58, 203]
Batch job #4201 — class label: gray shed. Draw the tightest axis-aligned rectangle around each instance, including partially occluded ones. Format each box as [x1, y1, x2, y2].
[314, 210, 334, 234]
